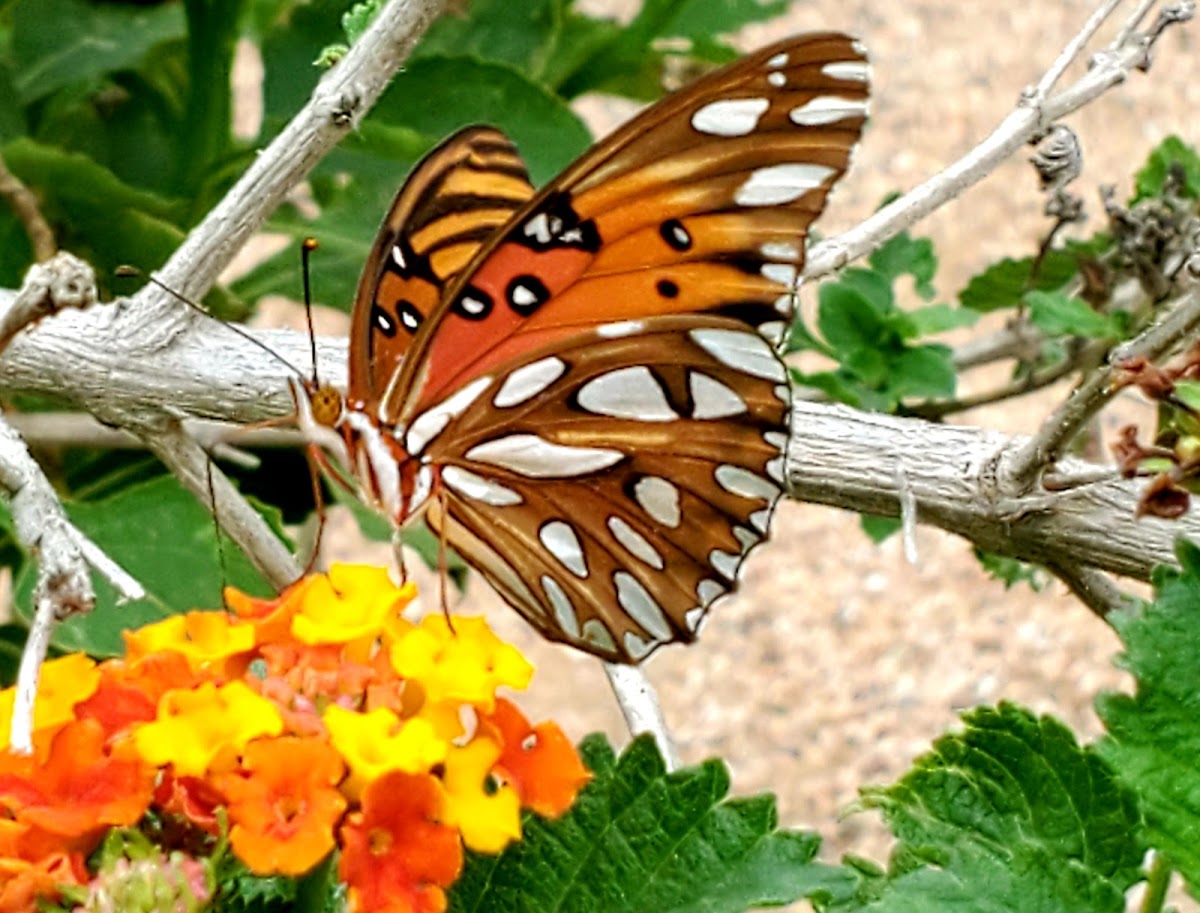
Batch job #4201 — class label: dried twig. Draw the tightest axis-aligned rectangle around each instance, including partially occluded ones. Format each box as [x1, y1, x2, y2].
[0, 150, 55, 263]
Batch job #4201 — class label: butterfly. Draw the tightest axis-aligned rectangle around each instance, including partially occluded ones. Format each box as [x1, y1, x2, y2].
[297, 32, 870, 663]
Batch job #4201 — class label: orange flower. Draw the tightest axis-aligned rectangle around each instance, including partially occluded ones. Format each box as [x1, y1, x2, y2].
[124, 611, 255, 674]
[154, 772, 226, 836]
[339, 771, 461, 913]
[0, 849, 84, 913]
[485, 699, 590, 818]
[214, 737, 347, 876]
[0, 720, 154, 847]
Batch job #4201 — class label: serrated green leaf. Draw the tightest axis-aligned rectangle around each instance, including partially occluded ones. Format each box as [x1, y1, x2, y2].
[1025, 290, 1121, 340]
[852, 704, 1144, 912]
[1096, 539, 1200, 895]
[11, 0, 185, 104]
[12, 476, 279, 656]
[869, 231, 937, 300]
[1132, 135, 1200, 203]
[451, 734, 856, 913]
[958, 250, 1080, 312]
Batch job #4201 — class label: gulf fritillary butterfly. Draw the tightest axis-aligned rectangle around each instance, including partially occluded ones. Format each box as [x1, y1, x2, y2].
[297, 32, 870, 663]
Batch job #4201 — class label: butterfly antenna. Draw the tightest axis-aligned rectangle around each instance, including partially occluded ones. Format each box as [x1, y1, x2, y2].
[114, 265, 309, 380]
[301, 238, 321, 387]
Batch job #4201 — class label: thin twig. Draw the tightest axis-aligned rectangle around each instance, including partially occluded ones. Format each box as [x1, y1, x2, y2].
[805, 14, 1178, 279]
[138, 418, 301, 590]
[1005, 287, 1200, 490]
[1044, 559, 1140, 620]
[603, 664, 679, 769]
[1030, 0, 1126, 102]
[1114, 0, 1163, 45]
[0, 150, 55, 263]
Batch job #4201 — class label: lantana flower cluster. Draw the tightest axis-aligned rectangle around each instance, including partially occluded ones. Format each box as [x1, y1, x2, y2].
[0, 565, 590, 913]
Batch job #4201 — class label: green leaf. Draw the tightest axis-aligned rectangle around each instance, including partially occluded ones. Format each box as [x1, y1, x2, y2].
[888, 344, 956, 400]
[818, 282, 891, 358]
[450, 735, 857, 913]
[861, 515, 900, 544]
[906, 303, 978, 336]
[12, 476, 279, 656]
[1096, 539, 1200, 895]
[973, 549, 1046, 591]
[11, 0, 186, 105]
[854, 704, 1144, 912]
[958, 251, 1080, 312]
[869, 231, 937, 300]
[1025, 290, 1122, 340]
[1132, 135, 1200, 203]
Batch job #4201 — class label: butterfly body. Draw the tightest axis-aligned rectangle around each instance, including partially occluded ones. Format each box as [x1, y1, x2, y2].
[304, 33, 870, 662]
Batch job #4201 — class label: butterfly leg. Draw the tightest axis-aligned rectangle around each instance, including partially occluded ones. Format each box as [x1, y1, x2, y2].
[434, 488, 456, 634]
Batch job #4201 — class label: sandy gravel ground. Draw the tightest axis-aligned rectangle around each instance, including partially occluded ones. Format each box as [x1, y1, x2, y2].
[319, 0, 1200, 898]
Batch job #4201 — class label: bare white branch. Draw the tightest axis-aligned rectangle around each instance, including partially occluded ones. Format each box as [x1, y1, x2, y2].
[604, 664, 679, 769]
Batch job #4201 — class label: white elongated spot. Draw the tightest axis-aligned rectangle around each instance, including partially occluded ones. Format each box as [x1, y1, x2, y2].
[749, 507, 772, 532]
[690, 328, 786, 381]
[766, 455, 786, 483]
[691, 97, 770, 137]
[758, 320, 785, 345]
[614, 571, 671, 639]
[441, 466, 523, 506]
[764, 430, 789, 450]
[689, 372, 748, 419]
[541, 575, 579, 638]
[684, 606, 706, 632]
[623, 632, 654, 661]
[734, 163, 835, 206]
[344, 412, 400, 519]
[710, 548, 741, 580]
[767, 71, 786, 87]
[523, 212, 551, 243]
[633, 476, 681, 528]
[578, 366, 676, 421]
[790, 95, 868, 125]
[539, 520, 588, 578]
[391, 244, 406, 268]
[597, 320, 645, 338]
[493, 356, 566, 408]
[406, 375, 493, 454]
[466, 435, 624, 477]
[823, 61, 869, 82]
[762, 263, 797, 286]
[766, 52, 788, 68]
[774, 292, 794, 314]
[607, 516, 665, 570]
[716, 464, 781, 501]
[761, 241, 800, 262]
[734, 525, 760, 551]
[697, 578, 725, 607]
[411, 463, 434, 513]
[582, 619, 616, 653]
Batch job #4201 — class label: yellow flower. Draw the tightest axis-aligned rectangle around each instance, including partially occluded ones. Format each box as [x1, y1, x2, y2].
[133, 681, 283, 777]
[323, 705, 448, 799]
[0, 653, 99, 742]
[291, 565, 416, 649]
[124, 611, 255, 671]
[441, 737, 522, 854]
[391, 616, 533, 710]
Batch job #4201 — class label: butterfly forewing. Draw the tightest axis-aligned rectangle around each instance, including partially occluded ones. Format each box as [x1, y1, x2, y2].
[382, 32, 868, 422]
[334, 32, 869, 662]
[350, 126, 535, 405]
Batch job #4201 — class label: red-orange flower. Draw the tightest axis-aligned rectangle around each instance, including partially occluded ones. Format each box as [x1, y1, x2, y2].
[154, 772, 227, 836]
[339, 771, 462, 913]
[0, 720, 154, 848]
[485, 699, 590, 818]
[214, 736, 347, 876]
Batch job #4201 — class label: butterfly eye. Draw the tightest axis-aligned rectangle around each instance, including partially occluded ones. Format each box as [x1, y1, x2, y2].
[309, 385, 344, 427]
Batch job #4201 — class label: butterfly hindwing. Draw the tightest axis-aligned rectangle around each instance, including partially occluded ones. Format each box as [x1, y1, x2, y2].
[420, 314, 789, 661]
